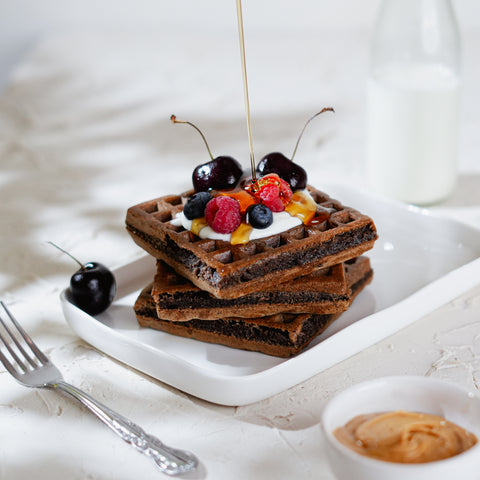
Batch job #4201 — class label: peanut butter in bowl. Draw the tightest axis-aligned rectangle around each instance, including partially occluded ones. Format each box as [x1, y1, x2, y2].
[321, 376, 480, 480]
[333, 410, 478, 464]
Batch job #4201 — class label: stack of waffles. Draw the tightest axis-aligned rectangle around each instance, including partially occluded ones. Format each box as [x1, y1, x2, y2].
[126, 186, 377, 357]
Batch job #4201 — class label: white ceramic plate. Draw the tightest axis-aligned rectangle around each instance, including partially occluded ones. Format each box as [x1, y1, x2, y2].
[60, 184, 480, 406]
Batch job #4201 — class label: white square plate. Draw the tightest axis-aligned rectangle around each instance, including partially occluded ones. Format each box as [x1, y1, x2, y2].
[60, 184, 480, 406]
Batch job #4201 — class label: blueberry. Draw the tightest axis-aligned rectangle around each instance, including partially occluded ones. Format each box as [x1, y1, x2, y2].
[247, 204, 273, 229]
[183, 191, 211, 220]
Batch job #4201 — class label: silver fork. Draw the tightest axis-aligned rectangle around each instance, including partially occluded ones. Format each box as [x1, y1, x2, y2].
[0, 301, 198, 476]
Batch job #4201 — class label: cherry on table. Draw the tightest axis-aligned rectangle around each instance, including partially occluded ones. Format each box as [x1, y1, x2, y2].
[49, 242, 116, 316]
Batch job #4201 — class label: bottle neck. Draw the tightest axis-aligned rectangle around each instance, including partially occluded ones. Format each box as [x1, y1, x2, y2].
[371, 0, 460, 73]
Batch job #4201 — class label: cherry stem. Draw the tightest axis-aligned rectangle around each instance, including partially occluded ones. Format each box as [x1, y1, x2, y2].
[47, 241, 84, 270]
[170, 115, 214, 161]
[291, 107, 335, 161]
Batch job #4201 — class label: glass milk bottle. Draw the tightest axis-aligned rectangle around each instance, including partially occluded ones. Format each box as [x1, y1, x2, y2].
[366, 0, 461, 205]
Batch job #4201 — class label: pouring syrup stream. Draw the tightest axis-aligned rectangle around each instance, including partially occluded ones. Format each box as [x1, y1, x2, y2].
[236, 0, 256, 182]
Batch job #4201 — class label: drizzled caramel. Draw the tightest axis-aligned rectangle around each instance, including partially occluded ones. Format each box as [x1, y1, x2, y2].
[285, 190, 317, 224]
[191, 218, 208, 236]
[230, 222, 253, 245]
[309, 206, 333, 225]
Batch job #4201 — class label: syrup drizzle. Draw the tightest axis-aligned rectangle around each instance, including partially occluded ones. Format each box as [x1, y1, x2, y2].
[236, 0, 256, 182]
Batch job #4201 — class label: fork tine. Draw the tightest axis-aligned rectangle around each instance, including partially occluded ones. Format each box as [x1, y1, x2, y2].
[0, 316, 31, 372]
[0, 348, 21, 377]
[0, 340, 26, 377]
[0, 301, 48, 365]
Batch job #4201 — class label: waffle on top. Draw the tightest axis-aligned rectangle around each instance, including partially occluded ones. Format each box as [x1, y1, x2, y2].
[126, 186, 377, 299]
[126, 187, 377, 298]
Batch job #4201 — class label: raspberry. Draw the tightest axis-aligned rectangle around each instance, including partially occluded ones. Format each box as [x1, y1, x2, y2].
[248, 173, 293, 212]
[205, 196, 242, 234]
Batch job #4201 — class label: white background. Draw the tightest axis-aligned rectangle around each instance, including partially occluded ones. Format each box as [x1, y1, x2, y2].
[0, 0, 478, 89]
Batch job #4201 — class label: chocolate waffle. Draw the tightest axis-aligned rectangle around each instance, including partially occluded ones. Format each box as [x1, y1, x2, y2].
[134, 256, 373, 357]
[126, 186, 377, 299]
[152, 259, 351, 321]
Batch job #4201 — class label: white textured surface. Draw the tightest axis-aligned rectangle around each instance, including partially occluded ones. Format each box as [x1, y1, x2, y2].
[1, 24, 480, 480]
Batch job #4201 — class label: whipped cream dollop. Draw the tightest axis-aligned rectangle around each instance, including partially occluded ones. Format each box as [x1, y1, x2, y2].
[172, 210, 302, 242]
[171, 188, 316, 243]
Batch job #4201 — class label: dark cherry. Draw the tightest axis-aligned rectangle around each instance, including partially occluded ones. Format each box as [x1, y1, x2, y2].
[247, 204, 273, 229]
[183, 191, 211, 219]
[170, 115, 243, 192]
[193, 156, 243, 192]
[49, 242, 116, 316]
[70, 262, 116, 315]
[256, 152, 307, 190]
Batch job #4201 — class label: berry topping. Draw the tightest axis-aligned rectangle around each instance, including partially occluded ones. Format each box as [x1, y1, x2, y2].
[247, 173, 293, 212]
[257, 152, 307, 190]
[247, 204, 273, 229]
[193, 156, 243, 192]
[183, 191, 211, 220]
[218, 189, 257, 215]
[205, 196, 242, 234]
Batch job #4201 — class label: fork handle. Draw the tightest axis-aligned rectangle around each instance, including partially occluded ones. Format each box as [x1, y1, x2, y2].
[52, 380, 198, 476]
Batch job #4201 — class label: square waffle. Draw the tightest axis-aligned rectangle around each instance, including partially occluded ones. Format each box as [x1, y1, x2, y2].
[151, 259, 351, 321]
[126, 186, 377, 299]
[134, 256, 373, 357]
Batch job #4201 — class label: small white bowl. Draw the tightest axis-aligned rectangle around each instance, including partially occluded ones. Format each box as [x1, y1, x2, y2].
[321, 376, 480, 480]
